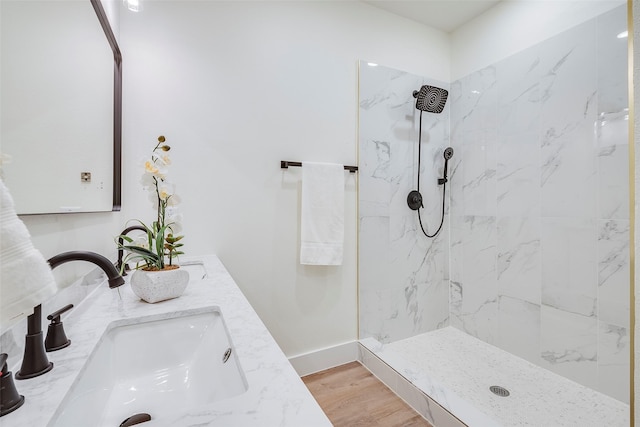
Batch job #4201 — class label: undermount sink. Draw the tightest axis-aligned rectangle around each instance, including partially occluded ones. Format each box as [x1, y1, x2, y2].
[48, 309, 248, 427]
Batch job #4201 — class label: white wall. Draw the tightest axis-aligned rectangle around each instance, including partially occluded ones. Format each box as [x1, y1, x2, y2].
[452, 0, 625, 80]
[120, 0, 449, 358]
[20, 1, 449, 359]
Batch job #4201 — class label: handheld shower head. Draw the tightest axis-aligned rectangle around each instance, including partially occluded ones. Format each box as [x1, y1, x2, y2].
[412, 85, 448, 113]
[439, 147, 454, 185]
[444, 147, 454, 160]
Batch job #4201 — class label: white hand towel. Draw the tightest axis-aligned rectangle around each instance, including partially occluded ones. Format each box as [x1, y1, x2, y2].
[0, 179, 58, 334]
[300, 162, 344, 266]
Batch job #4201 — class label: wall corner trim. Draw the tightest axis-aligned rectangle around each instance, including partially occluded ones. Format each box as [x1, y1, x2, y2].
[288, 341, 359, 377]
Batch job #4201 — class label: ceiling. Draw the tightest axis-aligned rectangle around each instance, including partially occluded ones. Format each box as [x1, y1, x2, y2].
[362, 0, 502, 33]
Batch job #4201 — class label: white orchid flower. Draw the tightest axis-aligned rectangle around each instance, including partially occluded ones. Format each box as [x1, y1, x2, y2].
[165, 206, 183, 233]
[147, 189, 159, 209]
[157, 182, 174, 201]
[140, 172, 156, 188]
[157, 153, 171, 166]
[120, 135, 184, 271]
[167, 193, 181, 206]
[132, 234, 149, 249]
[169, 223, 183, 235]
[143, 157, 168, 179]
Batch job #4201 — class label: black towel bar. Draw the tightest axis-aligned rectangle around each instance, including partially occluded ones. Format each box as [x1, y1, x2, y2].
[280, 160, 358, 173]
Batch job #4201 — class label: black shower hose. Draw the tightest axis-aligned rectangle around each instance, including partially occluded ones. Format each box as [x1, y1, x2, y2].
[416, 110, 447, 238]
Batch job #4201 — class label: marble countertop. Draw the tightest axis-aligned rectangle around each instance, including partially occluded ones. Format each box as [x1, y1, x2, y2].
[0, 255, 332, 427]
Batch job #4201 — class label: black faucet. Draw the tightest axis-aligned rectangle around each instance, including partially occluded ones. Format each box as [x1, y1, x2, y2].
[15, 251, 124, 380]
[14, 305, 53, 380]
[116, 225, 147, 275]
[48, 251, 125, 289]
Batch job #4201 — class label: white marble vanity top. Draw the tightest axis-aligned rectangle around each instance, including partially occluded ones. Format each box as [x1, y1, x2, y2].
[0, 255, 331, 426]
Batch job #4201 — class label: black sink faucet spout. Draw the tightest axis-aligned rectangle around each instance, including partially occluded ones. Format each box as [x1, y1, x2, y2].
[48, 251, 125, 289]
[116, 225, 147, 275]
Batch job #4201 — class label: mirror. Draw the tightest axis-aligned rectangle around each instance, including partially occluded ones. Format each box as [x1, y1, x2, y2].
[0, 0, 121, 214]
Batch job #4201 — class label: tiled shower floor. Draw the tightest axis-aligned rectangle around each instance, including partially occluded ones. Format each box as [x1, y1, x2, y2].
[360, 327, 629, 426]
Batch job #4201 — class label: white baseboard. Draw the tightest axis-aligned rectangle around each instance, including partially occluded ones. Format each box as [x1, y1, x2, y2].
[288, 341, 359, 377]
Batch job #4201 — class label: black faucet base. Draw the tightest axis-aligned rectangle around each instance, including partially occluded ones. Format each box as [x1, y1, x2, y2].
[0, 395, 25, 417]
[15, 332, 53, 380]
[45, 340, 71, 352]
[15, 363, 53, 380]
[0, 353, 25, 417]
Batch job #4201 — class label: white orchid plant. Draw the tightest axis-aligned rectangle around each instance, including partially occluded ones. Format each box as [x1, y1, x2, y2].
[117, 135, 185, 271]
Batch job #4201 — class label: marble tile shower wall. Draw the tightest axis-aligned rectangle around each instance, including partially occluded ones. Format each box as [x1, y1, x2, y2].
[358, 62, 451, 344]
[448, 6, 629, 402]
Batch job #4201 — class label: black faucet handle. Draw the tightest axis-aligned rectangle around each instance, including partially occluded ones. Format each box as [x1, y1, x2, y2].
[45, 304, 73, 352]
[47, 304, 74, 323]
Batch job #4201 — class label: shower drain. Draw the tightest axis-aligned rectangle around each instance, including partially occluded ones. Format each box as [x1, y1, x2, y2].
[489, 385, 510, 397]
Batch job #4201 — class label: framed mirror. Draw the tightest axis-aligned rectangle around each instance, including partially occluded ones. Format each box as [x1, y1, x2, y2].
[0, 0, 121, 214]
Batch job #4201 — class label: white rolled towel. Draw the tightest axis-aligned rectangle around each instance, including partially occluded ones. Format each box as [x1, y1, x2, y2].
[0, 179, 58, 334]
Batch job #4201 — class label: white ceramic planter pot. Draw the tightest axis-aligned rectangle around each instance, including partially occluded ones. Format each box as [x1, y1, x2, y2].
[130, 267, 190, 304]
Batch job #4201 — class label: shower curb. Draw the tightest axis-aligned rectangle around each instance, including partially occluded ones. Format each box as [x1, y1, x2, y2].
[358, 343, 467, 427]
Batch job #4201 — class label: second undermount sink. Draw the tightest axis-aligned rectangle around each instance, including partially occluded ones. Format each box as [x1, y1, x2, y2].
[48, 309, 248, 427]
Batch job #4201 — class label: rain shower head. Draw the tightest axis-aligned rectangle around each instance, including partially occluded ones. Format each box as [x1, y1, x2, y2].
[412, 85, 448, 113]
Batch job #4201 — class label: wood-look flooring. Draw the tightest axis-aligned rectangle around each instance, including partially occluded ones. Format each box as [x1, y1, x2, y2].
[302, 361, 433, 427]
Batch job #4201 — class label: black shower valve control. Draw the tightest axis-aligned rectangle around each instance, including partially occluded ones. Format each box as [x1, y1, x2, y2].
[407, 190, 423, 211]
